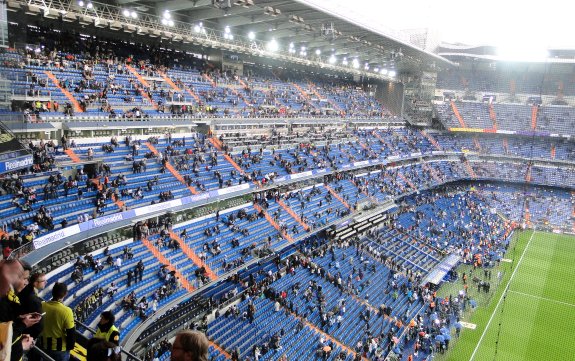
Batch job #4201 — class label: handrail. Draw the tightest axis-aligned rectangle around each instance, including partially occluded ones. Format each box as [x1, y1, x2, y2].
[75, 319, 143, 361]
[32, 345, 57, 361]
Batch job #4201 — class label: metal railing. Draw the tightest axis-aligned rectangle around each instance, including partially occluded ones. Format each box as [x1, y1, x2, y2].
[75, 319, 143, 361]
[31, 345, 57, 361]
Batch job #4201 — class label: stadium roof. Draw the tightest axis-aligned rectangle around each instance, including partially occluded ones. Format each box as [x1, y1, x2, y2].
[107, 0, 453, 74]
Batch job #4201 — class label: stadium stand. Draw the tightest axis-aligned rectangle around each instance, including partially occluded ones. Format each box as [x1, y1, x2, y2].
[0, 3, 573, 361]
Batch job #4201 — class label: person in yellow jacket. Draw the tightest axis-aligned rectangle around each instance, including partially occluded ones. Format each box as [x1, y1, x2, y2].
[93, 311, 120, 345]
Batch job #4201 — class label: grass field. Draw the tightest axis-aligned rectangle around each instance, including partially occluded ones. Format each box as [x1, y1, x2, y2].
[436, 230, 575, 361]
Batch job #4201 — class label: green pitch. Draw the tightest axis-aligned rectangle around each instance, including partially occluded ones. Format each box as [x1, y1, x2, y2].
[438, 230, 575, 361]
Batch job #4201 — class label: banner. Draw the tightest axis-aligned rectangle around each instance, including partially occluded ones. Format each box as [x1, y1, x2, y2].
[0, 155, 34, 173]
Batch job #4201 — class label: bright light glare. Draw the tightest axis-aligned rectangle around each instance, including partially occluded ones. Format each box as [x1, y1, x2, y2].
[267, 39, 279, 52]
[86, 2, 93, 9]
[78, 0, 84, 6]
[225, 26, 231, 34]
[194, 25, 201, 33]
[248, 31, 255, 40]
[315, 49, 321, 55]
[123, 9, 130, 17]
[352, 59, 359, 68]
[388, 70, 396, 77]
[497, 45, 549, 62]
[329, 55, 336, 64]
[163, 10, 171, 19]
[131, 11, 137, 18]
[380, 69, 388, 75]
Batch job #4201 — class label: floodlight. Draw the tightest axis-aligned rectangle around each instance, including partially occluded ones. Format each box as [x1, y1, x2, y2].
[267, 39, 279, 52]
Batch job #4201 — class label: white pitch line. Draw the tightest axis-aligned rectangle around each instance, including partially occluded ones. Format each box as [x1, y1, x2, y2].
[469, 231, 536, 361]
[508, 290, 575, 308]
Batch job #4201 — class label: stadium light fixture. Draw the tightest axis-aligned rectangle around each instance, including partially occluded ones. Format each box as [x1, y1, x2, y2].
[342, 57, 348, 66]
[225, 26, 231, 34]
[374, 67, 379, 72]
[86, 2, 93, 9]
[248, 31, 255, 40]
[267, 38, 279, 52]
[315, 49, 321, 55]
[78, 0, 84, 6]
[388, 70, 396, 77]
[352, 58, 359, 68]
[329, 55, 336, 64]
[380, 69, 388, 75]
[131, 11, 137, 19]
[123, 9, 130, 17]
[163, 10, 171, 19]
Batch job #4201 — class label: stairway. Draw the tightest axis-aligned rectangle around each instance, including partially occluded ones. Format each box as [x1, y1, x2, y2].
[252, 203, 293, 242]
[169, 231, 217, 280]
[450, 101, 467, 128]
[323, 184, 350, 209]
[278, 199, 310, 231]
[44, 71, 83, 113]
[531, 105, 538, 130]
[140, 238, 195, 292]
[145, 142, 198, 195]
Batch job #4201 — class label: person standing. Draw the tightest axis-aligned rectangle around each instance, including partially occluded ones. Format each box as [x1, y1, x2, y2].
[40, 282, 76, 361]
[170, 330, 208, 361]
[0, 260, 41, 361]
[18, 272, 47, 360]
[114, 257, 122, 272]
[93, 311, 120, 345]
